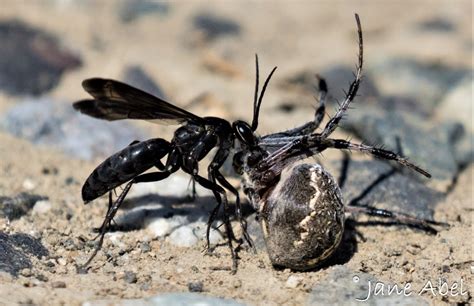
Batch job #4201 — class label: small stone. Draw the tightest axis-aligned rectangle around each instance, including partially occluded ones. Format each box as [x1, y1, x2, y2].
[187, 281, 204, 292]
[57, 258, 67, 266]
[32, 200, 52, 214]
[193, 13, 240, 41]
[51, 281, 66, 288]
[285, 275, 303, 288]
[36, 274, 48, 282]
[22, 179, 36, 190]
[140, 241, 151, 253]
[169, 226, 198, 247]
[232, 279, 242, 288]
[123, 271, 138, 284]
[20, 268, 33, 277]
[0, 192, 48, 220]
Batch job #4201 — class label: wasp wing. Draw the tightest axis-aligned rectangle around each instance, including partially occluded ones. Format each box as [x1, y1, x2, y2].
[73, 78, 204, 124]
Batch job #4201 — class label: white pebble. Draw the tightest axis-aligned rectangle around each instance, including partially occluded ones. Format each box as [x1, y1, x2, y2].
[146, 216, 187, 238]
[32, 200, 51, 214]
[168, 226, 198, 247]
[22, 179, 36, 190]
[285, 275, 303, 288]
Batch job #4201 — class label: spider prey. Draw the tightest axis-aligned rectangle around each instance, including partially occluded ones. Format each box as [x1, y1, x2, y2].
[232, 14, 445, 270]
[74, 13, 441, 272]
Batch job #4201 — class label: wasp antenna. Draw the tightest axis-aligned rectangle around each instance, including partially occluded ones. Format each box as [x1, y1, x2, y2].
[252, 54, 260, 130]
[252, 65, 277, 131]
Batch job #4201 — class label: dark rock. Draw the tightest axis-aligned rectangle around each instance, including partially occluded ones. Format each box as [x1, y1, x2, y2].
[245, 213, 267, 252]
[416, 17, 456, 32]
[0, 98, 148, 160]
[118, 0, 169, 23]
[193, 13, 241, 41]
[368, 58, 467, 113]
[342, 106, 462, 191]
[0, 232, 49, 276]
[123, 66, 167, 99]
[327, 160, 444, 220]
[0, 192, 48, 220]
[0, 20, 81, 96]
[308, 266, 428, 305]
[187, 281, 204, 292]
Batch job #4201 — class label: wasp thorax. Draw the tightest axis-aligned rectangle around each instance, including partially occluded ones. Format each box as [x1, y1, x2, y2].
[259, 163, 345, 270]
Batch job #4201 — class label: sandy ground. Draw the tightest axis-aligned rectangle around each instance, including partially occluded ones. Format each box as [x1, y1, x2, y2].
[0, 1, 472, 305]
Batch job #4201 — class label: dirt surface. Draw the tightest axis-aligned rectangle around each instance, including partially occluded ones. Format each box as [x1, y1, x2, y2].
[0, 1, 472, 306]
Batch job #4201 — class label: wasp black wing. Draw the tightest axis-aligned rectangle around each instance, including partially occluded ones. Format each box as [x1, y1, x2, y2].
[73, 78, 204, 124]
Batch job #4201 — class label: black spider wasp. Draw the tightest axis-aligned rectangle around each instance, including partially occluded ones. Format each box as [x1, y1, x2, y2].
[74, 14, 443, 272]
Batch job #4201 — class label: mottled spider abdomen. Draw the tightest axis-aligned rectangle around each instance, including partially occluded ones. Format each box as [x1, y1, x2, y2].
[259, 163, 345, 270]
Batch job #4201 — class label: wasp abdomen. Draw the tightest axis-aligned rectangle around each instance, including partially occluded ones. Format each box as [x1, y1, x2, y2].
[260, 163, 344, 270]
[81, 138, 170, 203]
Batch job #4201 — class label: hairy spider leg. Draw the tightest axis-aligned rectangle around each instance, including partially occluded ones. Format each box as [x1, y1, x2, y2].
[262, 77, 328, 139]
[319, 14, 363, 140]
[345, 205, 448, 233]
[318, 138, 431, 178]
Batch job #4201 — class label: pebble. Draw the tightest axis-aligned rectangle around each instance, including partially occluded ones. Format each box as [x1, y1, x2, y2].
[51, 281, 66, 288]
[32, 200, 52, 214]
[285, 275, 303, 289]
[57, 258, 67, 266]
[123, 271, 138, 284]
[118, 0, 169, 23]
[22, 179, 37, 190]
[0, 192, 48, 220]
[0, 20, 81, 96]
[139, 242, 151, 253]
[187, 281, 204, 292]
[169, 226, 199, 248]
[193, 12, 241, 41]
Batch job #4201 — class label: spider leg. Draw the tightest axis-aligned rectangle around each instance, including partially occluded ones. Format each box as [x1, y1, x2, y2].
[320, 14, 363, 140]
[345, 205, 448, 233]
[261, 76, 328, 138]
[318, 138, 431, 178]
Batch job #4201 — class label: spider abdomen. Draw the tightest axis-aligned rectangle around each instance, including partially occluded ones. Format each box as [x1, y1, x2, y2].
[259, 163, 345, 270]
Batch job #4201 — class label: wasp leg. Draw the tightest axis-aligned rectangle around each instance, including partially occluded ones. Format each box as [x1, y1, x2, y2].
[207, 140, 255, 252]
[82, 171, 174, 268]
[191, 173, 238, 273]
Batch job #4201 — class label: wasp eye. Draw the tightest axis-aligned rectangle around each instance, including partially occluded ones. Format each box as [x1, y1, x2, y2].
[233, 120, 256, 146]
